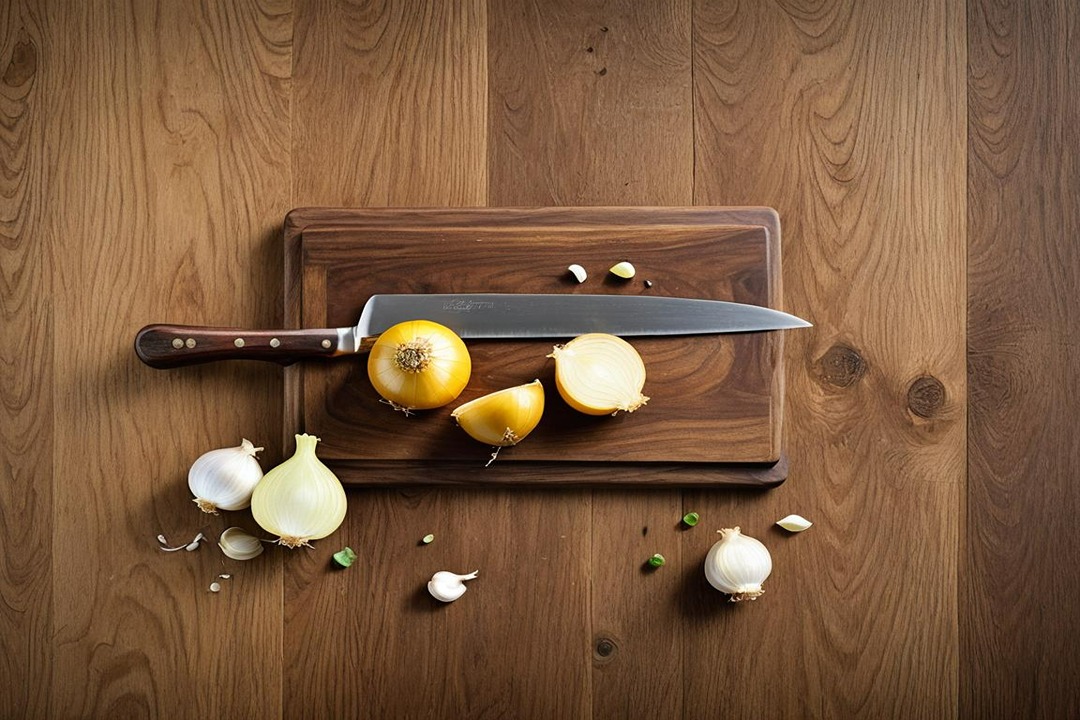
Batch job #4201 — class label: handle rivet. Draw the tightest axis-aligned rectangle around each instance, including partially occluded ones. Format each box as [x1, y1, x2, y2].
[234, 338, 245, 348]
[321, 339, 332, 349]
[185, 338, 197, 348]
[270, 338, 281, 348]
[171, 338, 184, 349]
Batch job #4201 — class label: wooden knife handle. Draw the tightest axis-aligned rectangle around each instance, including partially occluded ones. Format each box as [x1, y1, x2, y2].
[135, 324, 348, 368]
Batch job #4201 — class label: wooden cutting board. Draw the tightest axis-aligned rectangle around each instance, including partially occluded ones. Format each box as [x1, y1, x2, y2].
[283, 207, 791, 487]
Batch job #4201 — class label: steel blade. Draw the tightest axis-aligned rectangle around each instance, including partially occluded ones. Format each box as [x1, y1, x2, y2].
[353, 294, 810, 346]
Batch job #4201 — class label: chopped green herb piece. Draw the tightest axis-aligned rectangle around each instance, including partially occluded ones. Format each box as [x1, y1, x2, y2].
[648, 553, 666, 568]
[332, 546, 357, 568]
[422, 534, 435, 545]
[682, 512, 700, 527]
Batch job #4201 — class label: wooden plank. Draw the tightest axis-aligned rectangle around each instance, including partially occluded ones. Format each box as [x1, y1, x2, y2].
[0, 3, 51, 717]
[46, 2, 291, 717]
[488, 0, 693, 206]
[283, 3, 574, 719]
[291, 0, 487, 208]
[965, 0, 1080, 716]
[487, 1, 694, 717]
[691, 0, 965, 717]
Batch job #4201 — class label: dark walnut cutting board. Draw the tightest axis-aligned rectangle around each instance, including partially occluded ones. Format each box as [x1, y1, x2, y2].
[283, 207, 791, 487]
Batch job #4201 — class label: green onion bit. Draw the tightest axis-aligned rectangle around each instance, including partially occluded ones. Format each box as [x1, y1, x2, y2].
[332, 547, 357, 568]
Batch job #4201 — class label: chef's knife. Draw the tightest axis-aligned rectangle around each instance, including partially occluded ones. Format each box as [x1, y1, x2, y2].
[135, 293, 811, 369]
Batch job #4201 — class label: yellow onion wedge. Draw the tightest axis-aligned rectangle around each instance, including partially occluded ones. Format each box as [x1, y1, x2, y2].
[548, 333, 649, 415]
[451, 379, 545, 446]
[367, 320, 472, 412]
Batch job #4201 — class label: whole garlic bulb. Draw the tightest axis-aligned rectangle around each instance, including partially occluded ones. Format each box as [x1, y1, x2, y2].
[188, 439, 264, 514]
[427, 570, 478, 602]
[704, 527, 772, 602]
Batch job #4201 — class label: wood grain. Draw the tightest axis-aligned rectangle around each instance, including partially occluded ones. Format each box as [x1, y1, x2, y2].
[488, 0, 693, 206]
[291, 0, 487, 208]
[4, 0, 1078, 717]
[691, 0, 966, 717]
[487, 2, 694, 718]
[0, 3, 50, 717]
[283, 3, 541, 719]
[44, 1, 291, 717]
[965, 0, 1080, 716]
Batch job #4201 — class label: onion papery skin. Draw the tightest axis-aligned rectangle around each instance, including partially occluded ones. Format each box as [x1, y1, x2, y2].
[451, 380, 545, 446]
[367, 320, 472, 411]
[549, 333, 649, 415]
[250, 434, 347, 548]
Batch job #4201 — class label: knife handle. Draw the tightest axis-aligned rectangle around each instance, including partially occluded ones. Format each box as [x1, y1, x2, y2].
[134, 324, 371, 369]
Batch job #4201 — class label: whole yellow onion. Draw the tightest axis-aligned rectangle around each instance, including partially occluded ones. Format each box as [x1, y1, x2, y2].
[367, 320, 472, 412]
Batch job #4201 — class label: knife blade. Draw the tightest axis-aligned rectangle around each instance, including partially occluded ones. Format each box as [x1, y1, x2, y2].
[135, 293, 811, 369]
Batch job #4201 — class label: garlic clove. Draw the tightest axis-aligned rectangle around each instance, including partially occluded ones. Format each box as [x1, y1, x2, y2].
[427, 570, 479, 603]
[218, 527, 265, 561]
[568, 264, 588, 283]
[776, 514, 813, 533]
[704, 527, 773, 602]
[609, 261, 636, 279]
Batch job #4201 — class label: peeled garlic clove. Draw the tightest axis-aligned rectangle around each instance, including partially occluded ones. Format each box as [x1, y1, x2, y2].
[776, 514, 812, 533]
[609, 261, 636, 279]
[188, 439, 264, 514]
[427, 570, 478, 602]
[218, 527, 265, 561]
[568, 264, 588, 283]
[451, 380, 545, 447]
[704, 527, 772, 602]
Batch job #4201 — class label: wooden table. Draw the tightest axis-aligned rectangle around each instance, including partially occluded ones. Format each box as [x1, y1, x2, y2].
[2, 1, 1077, 718]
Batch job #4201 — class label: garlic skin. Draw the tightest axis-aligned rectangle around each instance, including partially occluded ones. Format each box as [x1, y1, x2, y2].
[776, 514, 812, 532]
[704, 527, 772, 602]
[188, 439, 264, 514]
[218, 527, 265, 561]
[251, 434, 347, 548]
[427, 570, 478, 602]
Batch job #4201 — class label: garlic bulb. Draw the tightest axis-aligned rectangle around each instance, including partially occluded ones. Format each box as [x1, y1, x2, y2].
[251, 434, 347, 548]
[218, 527, 265, 561]
[188, 439, 264, 513]
[427, 570, 478, 602]
[776, 514, 812, 532]
[704, 527, 772, 601]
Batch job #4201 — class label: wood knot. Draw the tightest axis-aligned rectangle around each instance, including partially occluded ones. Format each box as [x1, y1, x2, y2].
[907, 376, 945, 418]
[3, 39, 37, 87]
[594, 637, 618, 660]
[815, 344, 867, 388]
